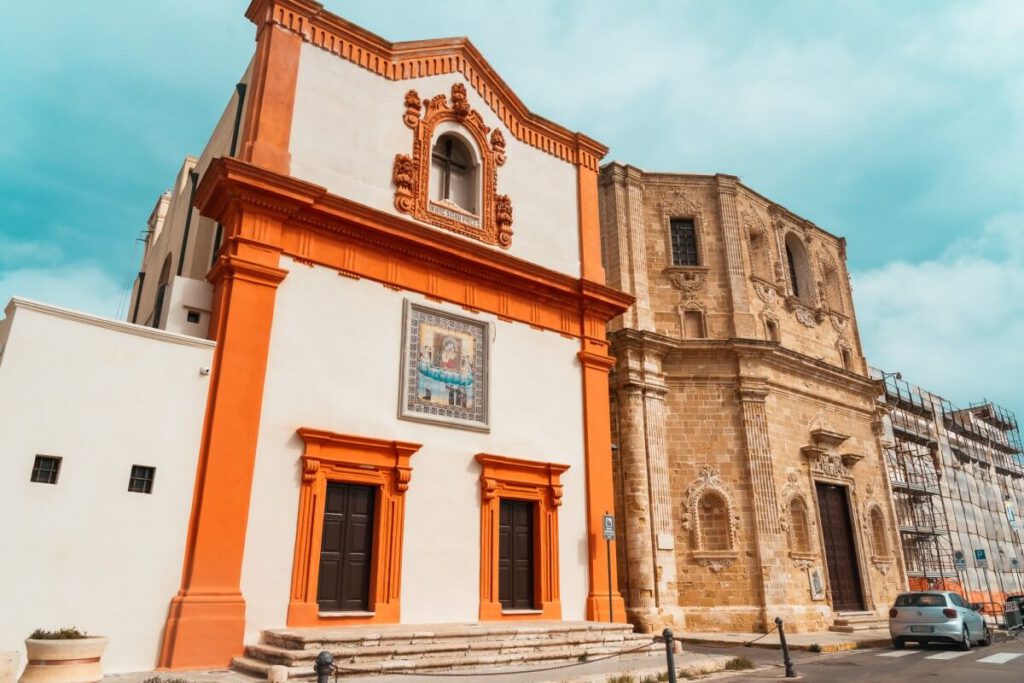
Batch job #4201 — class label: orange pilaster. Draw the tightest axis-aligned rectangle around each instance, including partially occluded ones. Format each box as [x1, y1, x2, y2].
[158, 222, 288, 669]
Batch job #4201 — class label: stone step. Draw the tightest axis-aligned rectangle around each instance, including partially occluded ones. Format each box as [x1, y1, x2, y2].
[247, 633, 650, 666]
[263, 621, 636, 651]
[235, 621, 656, 678]
[832, 613, 885, 625]
[234, 640, 659, 678]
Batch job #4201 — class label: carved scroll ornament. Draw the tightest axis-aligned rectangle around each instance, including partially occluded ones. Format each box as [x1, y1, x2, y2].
[392, 83, 513, 248]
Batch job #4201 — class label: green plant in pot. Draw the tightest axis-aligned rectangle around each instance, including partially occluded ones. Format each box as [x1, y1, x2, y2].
[19, 628, 108, 683]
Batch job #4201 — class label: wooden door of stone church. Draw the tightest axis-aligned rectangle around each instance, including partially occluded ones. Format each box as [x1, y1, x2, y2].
[815, 482, 865, 612]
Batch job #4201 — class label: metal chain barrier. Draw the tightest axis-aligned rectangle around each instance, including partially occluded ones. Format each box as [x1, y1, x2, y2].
[319, 639, 659, 680]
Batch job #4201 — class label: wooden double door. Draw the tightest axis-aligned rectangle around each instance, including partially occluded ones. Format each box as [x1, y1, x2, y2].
[498, 500, 535, 610]
[317, 483, 375, 612]
[815, 482, 865, 612]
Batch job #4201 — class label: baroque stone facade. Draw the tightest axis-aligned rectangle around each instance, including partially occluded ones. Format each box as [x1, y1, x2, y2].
[599, 163, 906, 633]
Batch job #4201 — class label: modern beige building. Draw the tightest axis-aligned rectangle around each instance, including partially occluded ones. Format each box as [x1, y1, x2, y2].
[599, 163, 906, 633]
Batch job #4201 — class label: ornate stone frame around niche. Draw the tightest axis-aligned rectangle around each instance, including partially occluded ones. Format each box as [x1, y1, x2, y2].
[677, 301, 708, 339]
[863, 484, 895, 575]
[392, 83, 514, 248]
[780, 469, 819, 569]
[681, 466, 740, 572]
[658, 192, 710, 300]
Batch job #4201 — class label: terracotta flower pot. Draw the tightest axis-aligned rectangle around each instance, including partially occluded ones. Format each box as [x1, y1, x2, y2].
[18, 638, 107, 683]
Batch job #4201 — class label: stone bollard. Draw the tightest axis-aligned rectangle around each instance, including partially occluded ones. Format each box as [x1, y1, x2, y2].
[267, 665, 288, 683]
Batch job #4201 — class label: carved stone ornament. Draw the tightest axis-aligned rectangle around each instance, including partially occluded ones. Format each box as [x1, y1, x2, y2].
[696, 556, 734, 573]
[753, 280, 778, 306]
[794, 304, 817, 328]
[668, 268, 708, 299]
[830, 313, 848, 334]
[392, 84, 513, 248]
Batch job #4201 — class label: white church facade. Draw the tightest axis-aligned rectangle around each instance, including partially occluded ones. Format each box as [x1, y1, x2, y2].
[0, 0, 630, 672]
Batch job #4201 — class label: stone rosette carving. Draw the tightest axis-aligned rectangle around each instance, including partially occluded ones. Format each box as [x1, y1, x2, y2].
[392, 84, 513, 248]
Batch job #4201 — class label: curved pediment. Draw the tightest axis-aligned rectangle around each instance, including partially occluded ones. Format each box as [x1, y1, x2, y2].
[246, 0, 607, 169]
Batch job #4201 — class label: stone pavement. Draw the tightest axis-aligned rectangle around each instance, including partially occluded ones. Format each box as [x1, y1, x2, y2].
[679, 627, 891, 653]
[102, 647, 741, 683]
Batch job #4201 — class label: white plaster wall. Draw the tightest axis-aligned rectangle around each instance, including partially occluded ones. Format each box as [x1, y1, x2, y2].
[289, 44, 582, 277]
[0, 300, 214, 673]
[240, 259, 589, 642]
[163, 276, 213, 339]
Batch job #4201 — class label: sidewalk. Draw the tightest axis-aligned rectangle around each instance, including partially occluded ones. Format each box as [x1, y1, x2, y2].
[103, 647, 744, 683]
[679, 628, 891, 653]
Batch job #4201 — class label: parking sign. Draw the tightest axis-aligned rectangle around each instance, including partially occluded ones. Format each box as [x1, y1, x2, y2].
[975, 548, 988, 568]
[603, 514, 615, 541]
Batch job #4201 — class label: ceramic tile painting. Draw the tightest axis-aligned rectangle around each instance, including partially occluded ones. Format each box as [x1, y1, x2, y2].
[399, 301, 489, 430]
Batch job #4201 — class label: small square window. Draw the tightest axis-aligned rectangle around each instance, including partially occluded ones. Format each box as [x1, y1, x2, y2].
[128, 465, 156, 494]
[186, 310, 201, 324]
[31, 455, 62, 484]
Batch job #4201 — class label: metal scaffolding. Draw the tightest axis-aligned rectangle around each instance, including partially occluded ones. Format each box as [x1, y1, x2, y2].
[879, 371, 1024, 610]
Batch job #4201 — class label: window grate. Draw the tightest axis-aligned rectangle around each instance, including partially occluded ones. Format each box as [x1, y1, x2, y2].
[128, 465, 156, 494]
[31, 455, 62, 484]
[670, 219, 699, 266]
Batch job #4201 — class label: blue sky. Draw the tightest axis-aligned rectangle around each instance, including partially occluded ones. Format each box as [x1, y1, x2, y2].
[1, 0, 1021, 419]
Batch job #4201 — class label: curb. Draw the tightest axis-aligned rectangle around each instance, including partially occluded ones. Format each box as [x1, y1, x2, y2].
[679, 636, 891, 654]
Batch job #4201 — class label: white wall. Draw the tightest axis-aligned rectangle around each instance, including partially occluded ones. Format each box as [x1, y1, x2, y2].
[289, 44, 582, 277]
[240, 259, 589, 642]
[0, 300, 214, 673]
[163, 276, 213, 338]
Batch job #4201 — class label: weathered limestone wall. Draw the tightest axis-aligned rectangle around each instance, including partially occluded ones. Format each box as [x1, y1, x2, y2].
[602, 162, 906, 634]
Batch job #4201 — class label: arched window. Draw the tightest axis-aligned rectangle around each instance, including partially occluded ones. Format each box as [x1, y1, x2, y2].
[430, 134, 477, 214]
[870, 507, 888, 556]
[784, 233, 814, 304]
[788, 497, 811, 553]
[841, 347, 853, 371]
[152, 254, 172, 329]
[698, 492, 730, 551]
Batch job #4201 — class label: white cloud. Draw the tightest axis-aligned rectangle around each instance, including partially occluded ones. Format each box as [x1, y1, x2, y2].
[0, 264, 127, 320]
[853, 212, 1024, 414]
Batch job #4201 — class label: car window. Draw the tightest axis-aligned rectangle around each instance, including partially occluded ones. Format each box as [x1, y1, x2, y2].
[950, 594, 966, 608]
[895, 593, 948, 607]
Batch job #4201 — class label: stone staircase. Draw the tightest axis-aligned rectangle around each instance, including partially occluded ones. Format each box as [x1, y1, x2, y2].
[233, 621, 657, 678]
[829, 611, 889, 633]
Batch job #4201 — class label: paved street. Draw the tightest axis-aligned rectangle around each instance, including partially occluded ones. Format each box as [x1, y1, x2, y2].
[694, 635, 1024, 681]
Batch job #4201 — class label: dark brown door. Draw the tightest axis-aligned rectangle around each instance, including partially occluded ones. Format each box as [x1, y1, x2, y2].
[317, 483, 375, 611]
[499, 500, 535, 610]
[815, 482, 865, 611]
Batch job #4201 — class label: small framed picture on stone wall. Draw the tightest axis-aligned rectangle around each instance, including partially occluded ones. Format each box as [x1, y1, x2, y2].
[809, 567, 826, 601]
[398, 300, 490, 431]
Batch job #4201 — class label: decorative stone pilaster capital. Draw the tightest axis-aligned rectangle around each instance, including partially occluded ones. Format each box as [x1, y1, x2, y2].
[737, 380, 770, 404]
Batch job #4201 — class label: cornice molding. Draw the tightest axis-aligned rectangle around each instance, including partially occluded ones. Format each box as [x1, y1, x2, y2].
[244, 0, 608, 167]
[196, 158, 633, 334]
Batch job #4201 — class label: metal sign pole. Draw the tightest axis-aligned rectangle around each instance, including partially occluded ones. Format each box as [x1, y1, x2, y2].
[604, 512, 615, 623]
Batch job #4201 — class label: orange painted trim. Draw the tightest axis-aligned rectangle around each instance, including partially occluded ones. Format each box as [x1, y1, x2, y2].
[239, 20, 301, 175]
[578, 347, 627, 623]
[159, 237, 288, 669]
[393, 84, 514, 249]
[194, 158, 634, 337]
[244, 0, 607, 166]
[576, 163, 605, 283]
[287, 429, 422, 627]
[476, 453, 568, 621]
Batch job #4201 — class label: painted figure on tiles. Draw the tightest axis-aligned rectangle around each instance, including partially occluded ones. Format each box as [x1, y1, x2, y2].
[417, 324, 475, 408]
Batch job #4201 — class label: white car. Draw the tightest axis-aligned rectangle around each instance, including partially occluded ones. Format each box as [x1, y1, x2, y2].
[889, 591, 992, 650]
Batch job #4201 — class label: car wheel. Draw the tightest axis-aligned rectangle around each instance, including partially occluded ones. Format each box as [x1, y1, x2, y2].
[959, 625, 971, 651]
[892, 638, 905, 650]
[981, 624, 992, 646]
